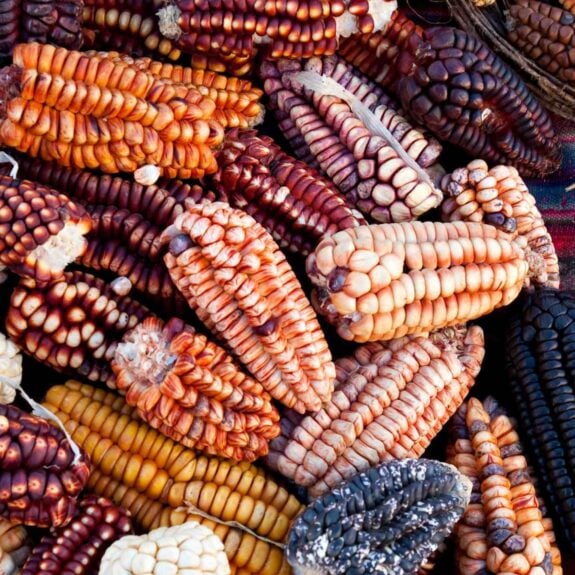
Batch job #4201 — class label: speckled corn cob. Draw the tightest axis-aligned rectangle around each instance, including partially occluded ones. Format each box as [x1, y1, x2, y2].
[0, 174, 91, 286]
[112, 316, 280, 461]
[507, 0, 575, 83]
[21, 495, 133, 575]
[6, 270, 151, 386]
[307, 221, 529, 342]
[267, 324, 484, 496]
[507, 289, 575, 551]
[441, 159, 560, 289]
[0, 402, 90, 527]
[162, 201, 335, 414]
[261, 54, 444, 223]
[100, 522, 230, 575]
[0, 332, 22, 405]
[286, 459, 472, 575]
[399, 27, 560, 176]
[211, 128, 365, 255]
[43, 380, 303, 575]
[0, 43, 224, 179]
[0, 518, 29, 575]
[448, 397, 563, 575]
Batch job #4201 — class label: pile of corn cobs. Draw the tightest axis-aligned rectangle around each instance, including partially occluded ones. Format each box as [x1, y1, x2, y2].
[0, 0, 573, 574]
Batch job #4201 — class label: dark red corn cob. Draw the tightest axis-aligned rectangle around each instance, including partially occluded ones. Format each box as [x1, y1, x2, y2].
[21, 495, 133, 575]
[399, 26, 561, 176]
[0, 403, 90, 528]
[5, 270, 152, 386]
[211, 128, 365, 255]
[506, 289, 575, 551]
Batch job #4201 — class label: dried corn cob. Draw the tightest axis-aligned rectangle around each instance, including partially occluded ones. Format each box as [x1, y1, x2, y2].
[43, 380, 303, 575]
[448, 397, 563, 575]
[506, 288, 575, 551]
[6, 270, 152, 386]
[162, 201, 335, 414]
[261, 54, 444, 223]
[399, 26, 560, 176]
[307, 221, 529, 342]
[286, 458, 472, 575]
[211, 128, 365, 255]
[100, 522, 230, 575]
[0, 518, 29, 575]
[441, 159, 560, 289]
[0, 174, 91, 286]
[0, 43, 224, 179]
[267, 324, 484, 496]
[0, 332, 22, 404]
[0, 402, 90, 527]
[158, 0, 398, 70]
[21, 495, 133, 575]
[112, 316, 280, 461]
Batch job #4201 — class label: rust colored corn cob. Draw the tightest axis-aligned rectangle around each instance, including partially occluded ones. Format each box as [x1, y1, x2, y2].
[162, 201, 335, 414]
[0, 332, 22, 404]
[441, 159, 560, 289]
[6, 270, 151, 386]
[211, 128, 365, 255]
[399, 27, 560, 176]
[0, 518, 29, 575]
[261, 55, 444, 223]
[43, 380, 303, 575]
[448, 397, 563, 575]
[158, 0, 398, 71]
[0, 402, 90, 528]
[0, 43, 224, 179]
[267, 324, 484, 496]
[307, 221, 529, 342]
[21, 495, 133, 575]
[0, 174, 91, 286]
[112, 316, 280, 461]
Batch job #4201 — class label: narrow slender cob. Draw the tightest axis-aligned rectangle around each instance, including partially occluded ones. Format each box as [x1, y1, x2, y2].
[0, 332, 22, 404]
[0, 518, 29, 575]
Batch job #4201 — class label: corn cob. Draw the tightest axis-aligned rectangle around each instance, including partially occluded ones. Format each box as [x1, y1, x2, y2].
[307, 221, 529, 342]
[0, 402, 90, 528]
[162, 201, 335, 414]
[21, 495, 133, 575]
[399, 26, 560, 176]
[448, 397, 563, 575]
[506, 288, 575, 551]
[267, 324, 484, 496]
[261, 54, 444, 223]
[0, 518, 29, 575]
[0, 332, 22, 404]
[100, 522, 230, 575]
[6, 270, 152, 386]
[0, 174, 91, 286]
[441, 159, 560, 289]
[43, 380, 303, 575]
[0, 43, 224, 179]
[560, 0, 575, 15]
[286, 458, 472, 575]
[211, 128, 365, 256]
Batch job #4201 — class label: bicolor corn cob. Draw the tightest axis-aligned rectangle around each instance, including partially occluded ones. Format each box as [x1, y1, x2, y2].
[112, 316, 281, 461]
[211, 128, 365, 255]
[506, 288, 575, 551]
[100, 522, 230, 575]
[441, 159, 560, 289]
[448, 397, 563, 575]
[307, 221, 529, 342]
[21, 495, 133, 575]
[6, 270, 151, 386]
[0, 518, 29, 575]
[0, 174, 91, 286]
[0, 402, 90, 527]
[0, 332, 22, 404]
[560, 0, 575, 15]
[398, 26, 560, 176]
[261, 54, 444, 223]
[43, 380, 303, 575]
[267, 324, 484, 496]
[0, 43, 224, 179]
[162, 201, 335, 414]
[286, 459, 472, 575]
